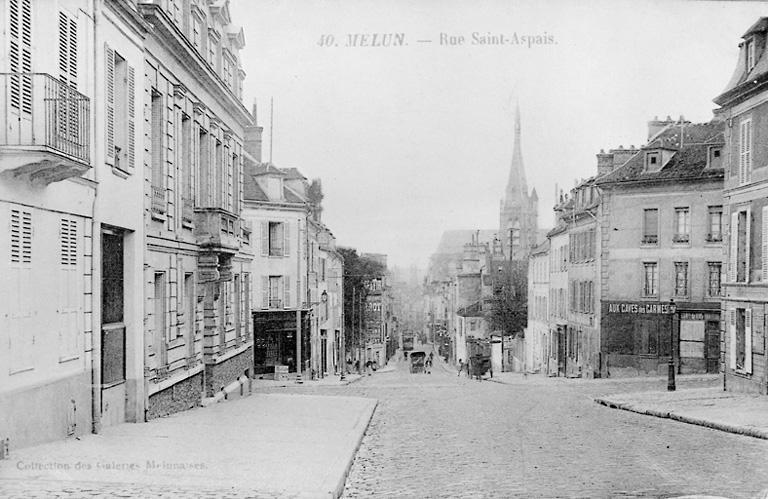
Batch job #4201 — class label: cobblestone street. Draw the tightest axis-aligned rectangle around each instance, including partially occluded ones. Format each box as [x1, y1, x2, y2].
[329, 358, 768, 498]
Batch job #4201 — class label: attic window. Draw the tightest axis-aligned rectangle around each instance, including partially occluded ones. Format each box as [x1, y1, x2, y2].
[645, 151, 660, 172]
[746, 38, 756, 72]
[708, 146, 723, 169]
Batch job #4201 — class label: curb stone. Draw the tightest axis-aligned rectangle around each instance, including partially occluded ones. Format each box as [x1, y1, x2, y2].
[329, 399, 379, 499]
[594, 397, 768, 441]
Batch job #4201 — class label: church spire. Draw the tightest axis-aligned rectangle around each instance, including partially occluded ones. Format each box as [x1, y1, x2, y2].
[504, 103, 528, 208]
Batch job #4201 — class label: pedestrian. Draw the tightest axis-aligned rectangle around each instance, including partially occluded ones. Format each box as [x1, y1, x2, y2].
[457, 359, 464, 377]
[354, 359, 360, 374]
[425, 358, 432, 374]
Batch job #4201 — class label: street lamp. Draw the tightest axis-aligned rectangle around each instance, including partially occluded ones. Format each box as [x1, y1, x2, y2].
[668, 298, 676, 391]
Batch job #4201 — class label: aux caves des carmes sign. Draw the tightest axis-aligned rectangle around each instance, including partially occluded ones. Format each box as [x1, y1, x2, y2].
[605, 301, 677, 315]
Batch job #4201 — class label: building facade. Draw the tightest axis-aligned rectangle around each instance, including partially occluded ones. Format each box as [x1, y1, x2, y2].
[597, 120, 724, 378]
[526, 241, 549, 373]
[714, 17, 768, 394]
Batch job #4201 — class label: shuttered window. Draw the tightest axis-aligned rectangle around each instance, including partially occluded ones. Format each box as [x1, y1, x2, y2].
[60, 218, 78, 266]
[739, 118, 752, 186]
[9, 0, 33, 114]
[10, 208, 32, 265]
[642, 208, 658, 244]
[105, 44, 115, 164]
[105, 46, 135, 170]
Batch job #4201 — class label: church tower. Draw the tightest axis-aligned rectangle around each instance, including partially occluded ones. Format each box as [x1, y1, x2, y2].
[499, 104, 538, 260]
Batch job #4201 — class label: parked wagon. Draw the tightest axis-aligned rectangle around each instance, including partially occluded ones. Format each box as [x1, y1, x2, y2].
[409, 351, 426, 374]
[470, 354, 492, 380]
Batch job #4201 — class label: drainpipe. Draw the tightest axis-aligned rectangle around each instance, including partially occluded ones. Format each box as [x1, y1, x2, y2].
[90, 0, 102, 435]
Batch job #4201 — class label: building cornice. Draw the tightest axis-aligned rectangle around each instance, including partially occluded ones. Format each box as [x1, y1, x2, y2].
[137, 3, 252, 126]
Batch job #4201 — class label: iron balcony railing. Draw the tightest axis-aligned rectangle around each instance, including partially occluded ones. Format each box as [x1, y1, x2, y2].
[0, 73, 90, 164]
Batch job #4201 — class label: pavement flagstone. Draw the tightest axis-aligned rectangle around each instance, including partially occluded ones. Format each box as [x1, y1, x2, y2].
[594, 386, 768, 440]
[0, 392, 377, 498]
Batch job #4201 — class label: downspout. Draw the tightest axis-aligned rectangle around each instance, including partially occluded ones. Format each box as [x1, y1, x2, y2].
[90, 0, 102, 435]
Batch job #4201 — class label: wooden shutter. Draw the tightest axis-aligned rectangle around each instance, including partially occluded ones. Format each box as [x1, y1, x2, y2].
[261, 276, 268, 309]
[127, 65, 136, 169]
[729, 308, 736, 370]
[10, 208, 32, 265]
[763, 206, 768, 282]
[745, 308, 753, 374]
[283, 221, 290, 257]
[745, 121, 752, 183]
[746, 208, 752, 283]
[729, 211, 738, 282]
[105, 43, 115, 164]
[9, 0, 32, 114]
[261, 222, 268, 257]
[283, 276, 290, 309]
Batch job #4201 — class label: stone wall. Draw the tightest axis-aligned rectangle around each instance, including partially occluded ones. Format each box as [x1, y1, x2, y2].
[146, 372, 203, 420]
[204, 347, 253, 397]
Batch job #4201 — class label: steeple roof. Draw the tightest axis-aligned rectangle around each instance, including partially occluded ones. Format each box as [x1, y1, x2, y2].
[504, 104, 529, 208]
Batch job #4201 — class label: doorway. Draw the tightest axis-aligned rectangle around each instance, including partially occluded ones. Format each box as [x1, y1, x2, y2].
[101, 229, 126, 427]
[705, 320, 719, 374]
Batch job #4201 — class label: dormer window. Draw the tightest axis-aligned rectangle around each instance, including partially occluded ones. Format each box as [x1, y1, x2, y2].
[708, 146, 723, 169]
[746, 38, 756, 72]
[645, 151, 660, 172]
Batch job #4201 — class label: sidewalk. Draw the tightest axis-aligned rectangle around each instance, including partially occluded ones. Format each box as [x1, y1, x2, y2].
[252, 373, 364, 389]
[0, 393, 378, 498]
[595, 387, 768, 440]
[488, 371, 719, 386]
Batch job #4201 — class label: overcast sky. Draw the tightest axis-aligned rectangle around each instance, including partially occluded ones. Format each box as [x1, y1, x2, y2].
[231, 0, 765, 270]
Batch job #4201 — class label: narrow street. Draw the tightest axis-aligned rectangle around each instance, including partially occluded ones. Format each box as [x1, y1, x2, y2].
[324, 354, 768, 498]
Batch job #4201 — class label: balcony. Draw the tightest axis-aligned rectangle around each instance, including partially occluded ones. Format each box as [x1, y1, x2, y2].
[0, 73, 90, 184]
[181, 197, 194, 227]
[151, 185, 166, 214]
[194, 207, 240, 254]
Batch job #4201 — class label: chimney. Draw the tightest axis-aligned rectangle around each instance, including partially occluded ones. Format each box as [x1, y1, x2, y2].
[647, 115, 675, 140]
[597, 148, 614, 176]
[609, 145, 636, 169]
[244, 99, 264, 162]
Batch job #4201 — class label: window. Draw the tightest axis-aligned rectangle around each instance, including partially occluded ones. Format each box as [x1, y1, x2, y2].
[268, 276, 282, 308]
[708, 146, 723, 169]
[10, 208, 32, 265]
[732, 209, 750, 283]
[642, 208, 659, 244]
[181, 114, 192, 201]
[707, 206, 723, 242]
[57, 11, 79, 141]
[268, 222, 284, 256]
[708, 262, 722, 297]
[730, 308, 752, 373]
[645, 152, 659, 171]
[739, 118, 752, 185]
[150, 90, 165, 212]
[9, 0, 33, 115]
[674, 262, 688, 297]
[191, 15, 202, 50]
[674, 208, 690, 243]
[199, 127, 210, 203]
[184, 273, 195, 359]
[746, 38, 756, 72]
[105, 46, 135, 170]
[60, 218, 77, 266]
[643, 262, 658, 297]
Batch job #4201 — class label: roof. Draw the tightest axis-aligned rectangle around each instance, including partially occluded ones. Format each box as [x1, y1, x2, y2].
[457, 301, 484, 317]
[281, 167, 306, 180]
[596, 122, 724, 186]
[434, 230, 497, 255]
[530, 239, 550, 256]
[715, 17, 768, 106]
[243, 155, 308, 205]
[250, 162, 286, 176]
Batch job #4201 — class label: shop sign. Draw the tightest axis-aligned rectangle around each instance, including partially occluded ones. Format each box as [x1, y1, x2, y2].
[606, 302, 677, 315]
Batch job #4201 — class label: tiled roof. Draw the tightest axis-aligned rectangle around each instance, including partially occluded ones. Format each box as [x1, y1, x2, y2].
[284, 186, 305, 203]
[251, 162, 286, 176]
[243, 174, 269, 201]
[596, 122, 724, 185]
[281, 167, 306, 180]
[457, 301, 484, 317]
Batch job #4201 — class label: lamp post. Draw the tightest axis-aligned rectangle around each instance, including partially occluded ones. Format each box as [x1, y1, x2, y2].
[668, 298, 676, 391]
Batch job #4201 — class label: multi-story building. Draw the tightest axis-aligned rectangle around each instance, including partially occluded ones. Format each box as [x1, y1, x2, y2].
[0, 0, 146, 448]
[546, 226, 569, 376]
[526, 241, 549, 373]
[596, 120, 724, 377]
[138, 0, 253, 417]
[714, 17, 768, 394]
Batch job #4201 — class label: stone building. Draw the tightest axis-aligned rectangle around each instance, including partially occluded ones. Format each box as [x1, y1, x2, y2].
[714, 17, 768, 394]
[139, 0, 253, 418]
[526, 240, 550, 373]
[596, 120, 724, 377]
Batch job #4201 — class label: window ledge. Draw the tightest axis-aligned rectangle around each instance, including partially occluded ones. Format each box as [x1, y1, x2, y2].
[8, 366, 34, 376]
[111, 166, 131, 179]
[151, 210, 167, 222]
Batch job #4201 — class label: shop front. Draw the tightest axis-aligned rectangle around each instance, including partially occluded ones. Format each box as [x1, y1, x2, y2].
[253, 310, 310, 377]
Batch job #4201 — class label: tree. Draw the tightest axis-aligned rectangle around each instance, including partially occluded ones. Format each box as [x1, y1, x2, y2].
[307, 179, 324, 221]
[488, 260, 528, 337]
[338, 247, 387, 352]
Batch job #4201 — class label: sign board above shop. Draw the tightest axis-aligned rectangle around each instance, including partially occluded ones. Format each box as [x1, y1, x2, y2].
[606, 302, 677, 315]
